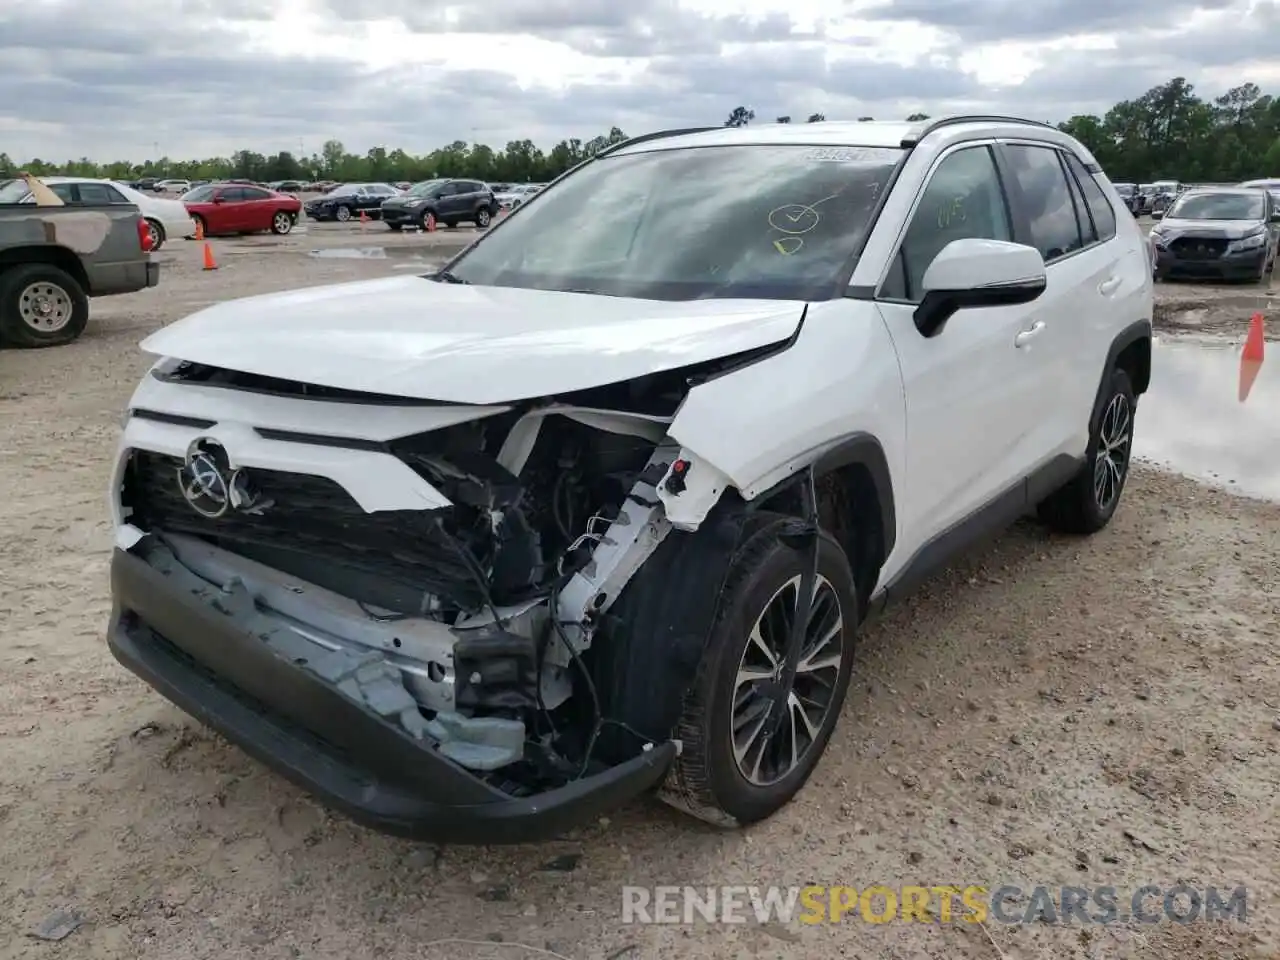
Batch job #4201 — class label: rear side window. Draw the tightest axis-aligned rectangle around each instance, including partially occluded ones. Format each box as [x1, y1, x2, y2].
[78, 183, 126, 204]
[1003, 144, 1082, 261]
[1064, 154, 1117, 242]
[222, 187, 248, 202]
[241, 187, 272, 200]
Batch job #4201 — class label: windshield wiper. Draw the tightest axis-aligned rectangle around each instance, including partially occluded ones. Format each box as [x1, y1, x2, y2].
[432, 270, 469, 284]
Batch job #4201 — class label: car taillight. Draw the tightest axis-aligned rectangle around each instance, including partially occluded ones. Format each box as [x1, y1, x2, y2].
[137, 216, 153, 252]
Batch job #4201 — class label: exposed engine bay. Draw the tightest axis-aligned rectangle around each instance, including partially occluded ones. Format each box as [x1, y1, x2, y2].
[115, 363, 734, 795]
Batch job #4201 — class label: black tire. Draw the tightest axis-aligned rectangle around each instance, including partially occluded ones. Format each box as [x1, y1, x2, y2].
[1037, 367, 1136, 535]
[475, 207, 492, 228]
[660, 523, 858, 826]
[144, 218, 165, 251]
[0, 263, 91, 348]
[270, 210, 293, 235]
[386, 223, 403, 231]
[444, 219, 459, 229]
[335, 205, 351, 222]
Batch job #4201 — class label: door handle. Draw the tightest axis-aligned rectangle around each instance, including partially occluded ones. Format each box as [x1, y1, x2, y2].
[1014, 321, 1046, 347]
[1098, 276, 1122, 296]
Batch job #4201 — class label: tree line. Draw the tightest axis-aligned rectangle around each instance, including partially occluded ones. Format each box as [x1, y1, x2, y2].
[2, 78, 1277, 187]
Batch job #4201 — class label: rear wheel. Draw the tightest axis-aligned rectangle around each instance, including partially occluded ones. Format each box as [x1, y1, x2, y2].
[660, 525, 858, 826]
[0, 264, 91, 348]
[144, 218, 165, 251]
[386, 223, 403, 232]
[1038, 367, 1135, 534]
[271, 211, 293, 235]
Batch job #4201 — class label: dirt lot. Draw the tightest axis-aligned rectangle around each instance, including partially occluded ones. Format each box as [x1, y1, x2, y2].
[1, 230, 1278, 960]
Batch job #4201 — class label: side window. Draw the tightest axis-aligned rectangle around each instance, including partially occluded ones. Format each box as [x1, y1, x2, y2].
[1003, 144, 1083, 261]
[49, 184, 76, 203]
[221, 187, 248, 202]
[882, 146, 1013, 302]
[78, 183, 126, 204]
[1064, 154, 1117, 242]
[240, 187, 271, 200]
[1060, 155, 1096, 245]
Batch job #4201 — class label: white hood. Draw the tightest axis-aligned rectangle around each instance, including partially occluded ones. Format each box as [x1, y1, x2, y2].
[140, 276, 804, 404]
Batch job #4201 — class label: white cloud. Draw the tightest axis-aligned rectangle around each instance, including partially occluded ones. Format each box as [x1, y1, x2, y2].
[1, 0, 1273, 161]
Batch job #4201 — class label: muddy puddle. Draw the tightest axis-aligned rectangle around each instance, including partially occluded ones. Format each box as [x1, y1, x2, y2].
[1137, 336, 1277, 500]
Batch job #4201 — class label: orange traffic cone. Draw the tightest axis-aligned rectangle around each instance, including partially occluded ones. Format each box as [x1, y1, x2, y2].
[1238, 312, 1264, 403]
[425, 213, 436, 233]
[359, 209, 368, 232]
[202, 241, 218, 271]
[193, 219, 204, 241]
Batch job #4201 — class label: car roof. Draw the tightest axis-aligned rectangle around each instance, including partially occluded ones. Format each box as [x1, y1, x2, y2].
[608, 114, 1099, 165]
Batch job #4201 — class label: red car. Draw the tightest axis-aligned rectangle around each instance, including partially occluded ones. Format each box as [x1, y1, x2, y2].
[182, 182, 301, 237]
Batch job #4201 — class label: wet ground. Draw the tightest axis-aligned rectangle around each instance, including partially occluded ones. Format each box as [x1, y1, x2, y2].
[2, 225, 1279, 960]
[1137, 338, 1277, 500]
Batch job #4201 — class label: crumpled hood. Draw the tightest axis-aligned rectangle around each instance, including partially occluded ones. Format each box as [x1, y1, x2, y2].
[139, 275, 805, 404]
[1154, 218, 1266, 240]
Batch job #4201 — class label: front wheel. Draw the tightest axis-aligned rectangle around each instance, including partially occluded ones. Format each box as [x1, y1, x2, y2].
[475, 207, 492, 228]
[661, 524, 857, 826]
[335, 205, 351, 222]
[0, 263, 91, 348]
[271, 211, 293, 235]
[1038, 367, 1135, 534]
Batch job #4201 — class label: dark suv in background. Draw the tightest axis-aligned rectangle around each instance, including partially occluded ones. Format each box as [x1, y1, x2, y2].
[379, 179, 497, 230]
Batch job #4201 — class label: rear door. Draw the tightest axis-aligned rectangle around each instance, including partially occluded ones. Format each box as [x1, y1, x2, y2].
[238, 186, 276, 230]
[996, 142, 1127, 462]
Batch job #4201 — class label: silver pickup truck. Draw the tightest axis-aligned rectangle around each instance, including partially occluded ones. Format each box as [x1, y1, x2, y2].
[0, 178, 160, 347]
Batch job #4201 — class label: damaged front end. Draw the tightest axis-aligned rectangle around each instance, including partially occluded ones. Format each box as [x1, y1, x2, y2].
[107, 359, 751, 841]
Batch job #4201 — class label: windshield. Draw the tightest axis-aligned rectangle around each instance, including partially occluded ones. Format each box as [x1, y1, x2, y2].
[183, 185, 217, 203]
[0, 179, 31, 203]
[406, 180, 446, 197]
[446, 144, 902, 301]
[1168, 192, 1265, 221]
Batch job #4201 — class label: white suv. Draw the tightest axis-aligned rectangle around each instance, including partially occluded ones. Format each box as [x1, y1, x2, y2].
[106, 116, 1153, 842]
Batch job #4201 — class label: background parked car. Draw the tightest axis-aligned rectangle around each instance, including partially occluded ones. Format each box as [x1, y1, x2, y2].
[304, 183, 401, 222]
[154, 179, 191, 195]
[1, 176, 195, 250]
[380, 179, 497, 229]
[494, 183, 542, 210]
[1150, 186, 1278, 282]
[182, 183, 301, 237]
[1111, 182, 1141, 215]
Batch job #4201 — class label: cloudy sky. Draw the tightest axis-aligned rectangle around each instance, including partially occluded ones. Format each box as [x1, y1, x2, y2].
[5, 0, 1278, 162]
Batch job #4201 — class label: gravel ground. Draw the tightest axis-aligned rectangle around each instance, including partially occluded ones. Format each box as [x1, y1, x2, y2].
[1, 230, 1278, 960]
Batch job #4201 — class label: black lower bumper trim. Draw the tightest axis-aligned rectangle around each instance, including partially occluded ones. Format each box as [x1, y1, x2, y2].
[107, 545, 676, 843]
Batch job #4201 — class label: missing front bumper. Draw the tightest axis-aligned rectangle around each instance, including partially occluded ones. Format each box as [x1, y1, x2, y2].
[107, 545, 676, 843]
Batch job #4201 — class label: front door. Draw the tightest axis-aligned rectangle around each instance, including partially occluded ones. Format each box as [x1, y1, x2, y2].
[874, 143, 1056, 546]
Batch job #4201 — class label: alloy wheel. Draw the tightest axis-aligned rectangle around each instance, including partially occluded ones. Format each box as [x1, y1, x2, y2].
[731, 574, 845, 786]
[1093, 393, 1131, 511]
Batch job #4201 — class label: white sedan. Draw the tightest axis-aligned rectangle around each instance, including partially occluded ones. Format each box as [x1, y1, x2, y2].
[25, 177, 196, 249]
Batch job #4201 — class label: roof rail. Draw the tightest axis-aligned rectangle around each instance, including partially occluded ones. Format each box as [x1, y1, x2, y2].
[595, 126, 721, 158]
[900, 115, 1058, 148]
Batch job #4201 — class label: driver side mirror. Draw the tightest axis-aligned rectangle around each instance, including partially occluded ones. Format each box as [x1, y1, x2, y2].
[913, 238, 1047, 338]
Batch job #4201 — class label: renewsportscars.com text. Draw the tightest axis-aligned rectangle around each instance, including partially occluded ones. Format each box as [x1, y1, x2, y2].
[621, 885, 1248, 926]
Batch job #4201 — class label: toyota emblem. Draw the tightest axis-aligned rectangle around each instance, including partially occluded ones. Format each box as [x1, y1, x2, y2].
[176, 438, 270, 518]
